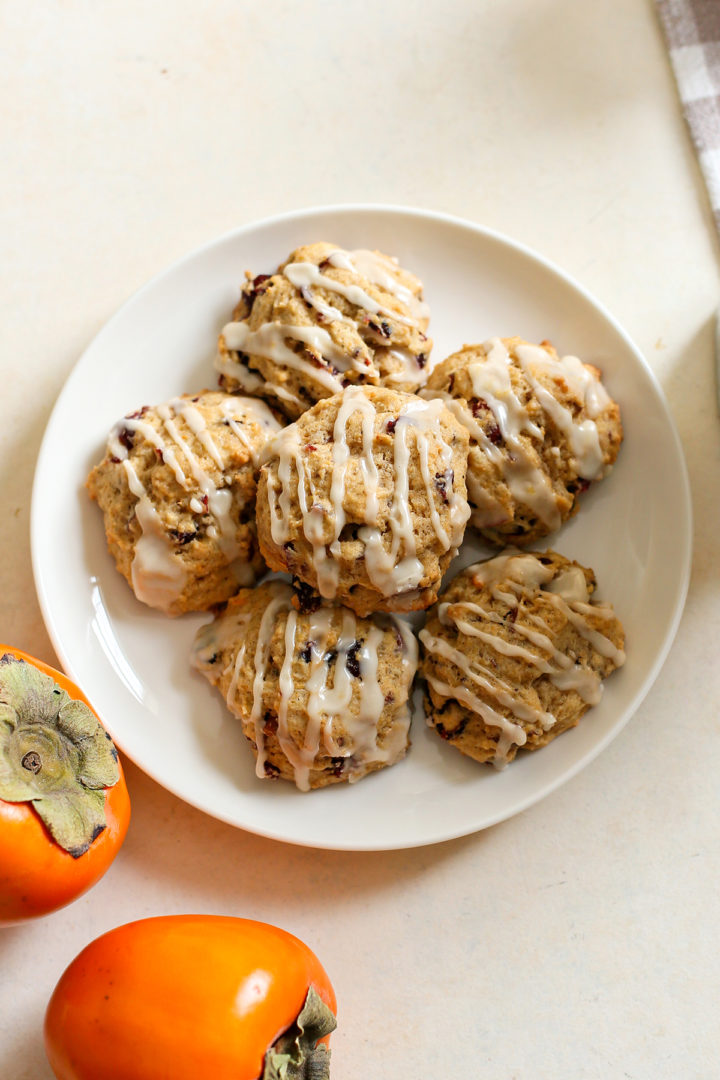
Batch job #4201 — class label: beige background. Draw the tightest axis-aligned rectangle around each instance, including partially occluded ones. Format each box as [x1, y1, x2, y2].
[1, 1, 719, 1076]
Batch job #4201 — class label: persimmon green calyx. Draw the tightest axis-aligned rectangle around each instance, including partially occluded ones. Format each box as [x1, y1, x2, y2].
[0, 654, 119, 857]
[263, 986, 337, 1080]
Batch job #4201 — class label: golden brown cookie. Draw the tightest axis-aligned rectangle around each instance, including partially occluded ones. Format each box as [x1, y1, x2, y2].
[87, 391, 282, 615]
[215, 242, 432, 419]
[256, 386, 471, 617]
[423, 337, 622, 545]
[420, 550, 625, 767]
[191, 580, 418, 790]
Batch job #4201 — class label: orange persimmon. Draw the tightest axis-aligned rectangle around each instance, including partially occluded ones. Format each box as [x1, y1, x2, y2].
[45, 915, 337, 1080]
[0, 645, 130, 924]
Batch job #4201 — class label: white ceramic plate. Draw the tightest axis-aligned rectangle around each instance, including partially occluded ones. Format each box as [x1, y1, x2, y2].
[32, 205, 691, 850]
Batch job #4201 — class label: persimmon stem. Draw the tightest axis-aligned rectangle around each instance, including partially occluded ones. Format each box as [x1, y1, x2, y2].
[22, 751, 42, 773]
[0, 654, 119, 856]
[262, 987, 336, 1080]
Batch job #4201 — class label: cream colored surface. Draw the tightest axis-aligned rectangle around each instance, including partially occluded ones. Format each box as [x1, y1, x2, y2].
[1, 1, 718, 1077]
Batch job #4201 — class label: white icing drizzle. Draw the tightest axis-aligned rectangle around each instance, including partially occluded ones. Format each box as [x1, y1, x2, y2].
[420, 387, 532, 530]
[470, 340, 544, 441]
[247, 590, 293, 778]
[328, 248, 431, 324]
[275, 607, 304, 777]
[307, 609, 352, 742]
[471, 553, 625, 664]
[465, 467, 509, 528]
[220, 396, 280, 465]
[299, 288, 354, 326]
[218, 248, 430, 405]
[215, 349, 305, 412]
[178, 402, 225, 470]
[110, 395, 279, 606]
[192, 582, 418, 791]
[226, 642, 247, 709]
[382, 348, 429, 387]
[554, 601, 626, 664]
[121, 459, 186, 611]
[401, 397, 470, 546]
[221, 321, 348, 391]
[424, 673, 527, 763]
[441, 601, 603, 705]
[267, 422, 342, 598]
[284, 260, 414, 327]
[110, 415, 188, 489]
[514, 344, 609, 478]
[193, 602, 252, 703]
[377, 616, 418, 764]
[155, 401, 240, 564]
[423, 338, 614, 528]
[516, 345, 611, 419]
[419, 627, 555, 727]
[472, 552, 553, 590]
[360, 401, 423, 596]
[466, 340, 560, 529]
[266, 388, 469, 600]
[544, 565, 589, 603]
[416, 424, 450, 550]
[422, 553, 625, 765]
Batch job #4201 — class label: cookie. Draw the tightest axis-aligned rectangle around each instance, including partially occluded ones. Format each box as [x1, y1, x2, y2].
[215, 242, 432, 419]
[87, 391, 282, 615]
[422, 337, 622, 545]
[191, 580, 418, 790]
[420, 550, 625, 768]
[256, 386, 471, 616]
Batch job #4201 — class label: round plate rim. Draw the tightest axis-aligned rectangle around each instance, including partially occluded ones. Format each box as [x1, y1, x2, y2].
[30, 202, 692, 850]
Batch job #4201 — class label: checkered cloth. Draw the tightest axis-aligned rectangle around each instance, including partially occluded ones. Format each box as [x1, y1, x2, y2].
[657, 0, 720, 234]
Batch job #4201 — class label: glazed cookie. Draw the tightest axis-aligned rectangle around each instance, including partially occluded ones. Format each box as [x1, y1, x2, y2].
[192, 580, 418, 790]
[420, 550, 625, 768]
[423, 337, 622, 545]
[256, 386, 471, 617]
[215, 242, 432, 419]
[87, 391, 282, 615]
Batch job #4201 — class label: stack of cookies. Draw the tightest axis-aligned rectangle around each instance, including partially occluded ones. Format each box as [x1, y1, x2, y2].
[88, 241, 626, 790]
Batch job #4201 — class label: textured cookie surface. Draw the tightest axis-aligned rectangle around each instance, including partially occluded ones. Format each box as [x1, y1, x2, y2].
[87, 391, 282, 615]
[192, 580, 418, 790]
[420, 550, 625, 767]
[216, 242, 432, 419]
[423, 337, 622, 545]
[256, 385, 471, 616]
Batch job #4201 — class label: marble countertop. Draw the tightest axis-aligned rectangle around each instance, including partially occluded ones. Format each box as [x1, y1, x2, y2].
[2, 2, 718, 1077]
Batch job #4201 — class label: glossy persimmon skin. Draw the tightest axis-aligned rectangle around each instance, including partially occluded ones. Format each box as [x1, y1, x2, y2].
[44, 915, 337, 1080]
[0, 645, 131, 925]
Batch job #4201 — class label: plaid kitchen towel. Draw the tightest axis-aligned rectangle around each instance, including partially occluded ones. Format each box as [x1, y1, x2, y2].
[657, 0, 720, 235]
